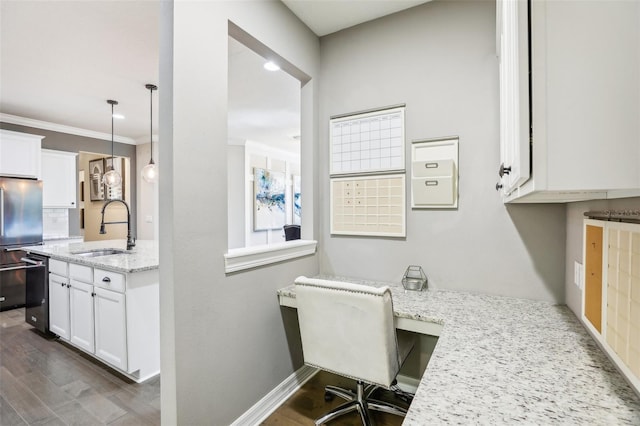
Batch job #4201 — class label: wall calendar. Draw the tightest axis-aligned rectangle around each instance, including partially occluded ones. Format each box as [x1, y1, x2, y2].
[330, 106, 405, 176]
[330, 174, 406, 237]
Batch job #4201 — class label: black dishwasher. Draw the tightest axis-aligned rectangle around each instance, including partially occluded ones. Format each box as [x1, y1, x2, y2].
[24, 254, 49, 333]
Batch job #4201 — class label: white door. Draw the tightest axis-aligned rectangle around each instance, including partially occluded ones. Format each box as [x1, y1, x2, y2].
[69, 280, 94, 353]
[0, 130, 42, 178]
[497, 0, 530, 194]
[94, 287, 127, 371]
[41, 150, 77, 208]
[48, 274, 70, 340]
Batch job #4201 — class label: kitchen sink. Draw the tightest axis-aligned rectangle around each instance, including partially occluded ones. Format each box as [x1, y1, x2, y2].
[72, 249, 128, 257]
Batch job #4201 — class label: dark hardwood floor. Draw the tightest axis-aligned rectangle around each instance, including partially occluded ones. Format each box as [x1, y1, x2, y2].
[1, 308, 408, 425]
[262, 371, 408, 426]
[0, 308, 160, 425]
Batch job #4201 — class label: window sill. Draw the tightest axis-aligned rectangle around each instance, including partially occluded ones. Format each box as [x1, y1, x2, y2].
[224, 240, 317, 273]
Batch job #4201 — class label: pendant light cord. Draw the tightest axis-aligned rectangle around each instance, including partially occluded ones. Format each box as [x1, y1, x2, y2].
[144, 84, 157, 166]
[150, 86, 154, 163]
[111, 102, 115, 162]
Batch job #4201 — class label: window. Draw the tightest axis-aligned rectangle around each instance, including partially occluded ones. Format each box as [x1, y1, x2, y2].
[224, 25, 315, 273]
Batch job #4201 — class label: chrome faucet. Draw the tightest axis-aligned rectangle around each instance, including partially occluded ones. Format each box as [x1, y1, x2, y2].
[99, 199, 135, 250]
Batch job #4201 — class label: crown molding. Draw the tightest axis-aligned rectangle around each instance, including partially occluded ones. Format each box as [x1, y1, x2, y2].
[0, 113, 137, 145]
[134, 134, 158, 145]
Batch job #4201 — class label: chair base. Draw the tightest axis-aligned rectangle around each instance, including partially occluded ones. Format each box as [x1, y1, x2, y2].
[315, 380, 408, 425]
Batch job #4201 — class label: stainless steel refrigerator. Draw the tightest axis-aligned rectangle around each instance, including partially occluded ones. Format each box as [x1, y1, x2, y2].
[0, 177, 44, 311]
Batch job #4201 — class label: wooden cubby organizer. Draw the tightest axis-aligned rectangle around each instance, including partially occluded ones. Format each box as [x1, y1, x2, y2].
[582, 219, 640, 394]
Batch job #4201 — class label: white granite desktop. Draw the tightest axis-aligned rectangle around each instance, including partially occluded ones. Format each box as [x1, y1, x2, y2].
[278, 275, 640, 424]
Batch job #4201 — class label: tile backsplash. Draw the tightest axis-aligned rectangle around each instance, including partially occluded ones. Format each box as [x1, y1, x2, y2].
[43, 208, 69, 239]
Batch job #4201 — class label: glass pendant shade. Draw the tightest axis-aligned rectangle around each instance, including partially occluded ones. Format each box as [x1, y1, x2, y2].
[103, 168, 122, 187]
[142, 84, 158, 183]
[141, 161, 157, 183]
[103, 99, 122, 188]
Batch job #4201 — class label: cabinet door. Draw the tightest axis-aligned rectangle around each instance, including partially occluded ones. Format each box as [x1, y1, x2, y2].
[41, 150, 77, 208]
[48, 274, 70, 340]
[94, 287, 127, 371]
[69, 280, 94, 353]
[497, 0, 530, 194]
[0, 130, 43, 178]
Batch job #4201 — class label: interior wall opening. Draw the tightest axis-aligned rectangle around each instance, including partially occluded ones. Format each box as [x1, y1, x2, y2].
[226, 30, 302, 250]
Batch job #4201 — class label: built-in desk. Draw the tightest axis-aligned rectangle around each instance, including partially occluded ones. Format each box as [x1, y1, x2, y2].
[278, 276, 640, 424]
[278, 277, 443, 337]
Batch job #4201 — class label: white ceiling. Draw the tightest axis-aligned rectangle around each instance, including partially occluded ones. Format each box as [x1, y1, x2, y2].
[228, 37, 301, 153]
[0, 1, 160, 144]
[281, 0, 432, 36]
[0, 0, 430, 146]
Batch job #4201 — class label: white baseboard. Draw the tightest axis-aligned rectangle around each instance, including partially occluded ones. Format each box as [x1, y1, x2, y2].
[231, 365, 319, 426]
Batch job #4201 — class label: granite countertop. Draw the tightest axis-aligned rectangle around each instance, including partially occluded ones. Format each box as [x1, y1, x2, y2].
[23, 239, 159, 273]
[278, 276, 640, 424]
[43, 235, 84, 242]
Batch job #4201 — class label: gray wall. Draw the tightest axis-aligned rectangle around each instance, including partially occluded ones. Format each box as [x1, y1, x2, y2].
[0, 122, 137, 236]
[227, 144, 245, 249]
[160, 2, 319, 424]
[318, 0, 567, 302]
[565, 197, 640, 317]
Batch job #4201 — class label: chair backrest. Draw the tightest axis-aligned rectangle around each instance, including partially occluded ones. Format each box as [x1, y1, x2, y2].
[294, 276, 401, 388]
[283, 225, 301, 241]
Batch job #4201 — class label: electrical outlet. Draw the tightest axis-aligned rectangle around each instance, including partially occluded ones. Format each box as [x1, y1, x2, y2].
[574, 261, 584, 290]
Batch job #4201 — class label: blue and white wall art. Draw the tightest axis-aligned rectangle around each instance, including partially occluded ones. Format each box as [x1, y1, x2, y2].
[293, 175, 301, 226]
[254, 168, 286, 230]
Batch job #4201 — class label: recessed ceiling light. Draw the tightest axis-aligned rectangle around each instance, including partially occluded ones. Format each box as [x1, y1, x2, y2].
[112, 113, 125, 119]
[264, 61, 280, 71]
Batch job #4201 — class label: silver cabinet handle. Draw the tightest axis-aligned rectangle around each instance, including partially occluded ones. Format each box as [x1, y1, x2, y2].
[6, 247, 30, 252]
[20, 257, 42, 266]
[102, 277, 111, 283]
[0, 263, 43, 272]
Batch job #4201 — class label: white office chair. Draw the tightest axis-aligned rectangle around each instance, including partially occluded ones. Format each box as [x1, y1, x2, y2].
[294, 276, 416, 425]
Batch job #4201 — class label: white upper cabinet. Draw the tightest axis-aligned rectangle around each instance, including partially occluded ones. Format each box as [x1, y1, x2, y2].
[497, 0, 640, 202]
[497, 0, 530, 195]
[0, 129, 43, 179]
[41, 149, 77, 208]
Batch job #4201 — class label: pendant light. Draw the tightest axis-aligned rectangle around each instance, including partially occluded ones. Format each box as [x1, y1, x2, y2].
[141, 84, 158, 183]
[103, 99, 122, 188]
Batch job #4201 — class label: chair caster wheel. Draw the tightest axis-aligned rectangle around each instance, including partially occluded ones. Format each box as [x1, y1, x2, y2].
[324, 392, 335, 402]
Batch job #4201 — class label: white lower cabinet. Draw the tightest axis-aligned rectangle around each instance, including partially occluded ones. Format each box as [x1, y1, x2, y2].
[48, 273, 70, 340]
[47, 258, 159, 382]
[94, 287, 127, 371]
[69, 279, 95, 353]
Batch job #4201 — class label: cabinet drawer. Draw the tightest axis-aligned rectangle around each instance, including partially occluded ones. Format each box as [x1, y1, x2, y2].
[93, 269, 125, 293]
[49, 259, 68, 277]
[412, 177, 455, 206]
[412, 159, 454, 178]
[69, 263, 93, 283]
